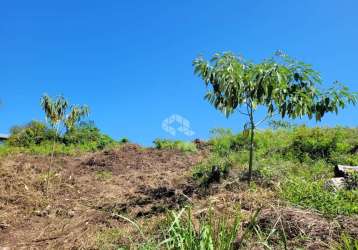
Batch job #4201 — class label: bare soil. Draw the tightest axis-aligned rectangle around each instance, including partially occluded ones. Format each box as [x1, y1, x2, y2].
[0, 144, 356, 249]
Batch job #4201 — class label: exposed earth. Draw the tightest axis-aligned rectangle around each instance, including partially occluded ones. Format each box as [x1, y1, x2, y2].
[0, 144, 357, 249]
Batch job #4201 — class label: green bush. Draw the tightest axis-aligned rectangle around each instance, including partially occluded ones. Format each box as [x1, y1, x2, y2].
[209, 128, 250, 157]
[288, 126, 358, 164]
[290, 126, 340, 162]
[63, 122, 115, 150]
[209, 126, 358, 166]
[153, 139, 197, 153]
[8, 121, 57, 147]
[119, 137, 129, 143]
[4, 121, 117, 155]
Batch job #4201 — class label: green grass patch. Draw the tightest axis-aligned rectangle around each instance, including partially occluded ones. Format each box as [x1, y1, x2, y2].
[95, 170, 113, 181]
[95, 228, 123, 250]
[281, 177, 358, 216]
[153, 139, 197, 153]
[0, 141, 120, 157]
[333, 234, 358, 250]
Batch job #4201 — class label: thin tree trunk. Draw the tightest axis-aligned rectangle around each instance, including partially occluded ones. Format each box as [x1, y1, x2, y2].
[46, 124, 59, 195]
[248, 108, 255, 185]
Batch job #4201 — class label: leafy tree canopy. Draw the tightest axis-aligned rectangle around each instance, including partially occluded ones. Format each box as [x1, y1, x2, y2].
[193, 51, 357, 122]
[40, 94, 90, 133]
[193, 50, 357, 183]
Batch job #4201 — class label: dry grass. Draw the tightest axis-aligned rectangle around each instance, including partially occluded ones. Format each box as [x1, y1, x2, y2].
[0, 144, 356, 249]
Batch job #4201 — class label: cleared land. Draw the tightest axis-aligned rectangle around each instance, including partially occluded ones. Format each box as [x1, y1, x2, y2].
[0, 143, 357, 249]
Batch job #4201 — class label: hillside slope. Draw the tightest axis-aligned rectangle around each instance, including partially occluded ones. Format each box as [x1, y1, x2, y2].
[0, 142, 357, 249]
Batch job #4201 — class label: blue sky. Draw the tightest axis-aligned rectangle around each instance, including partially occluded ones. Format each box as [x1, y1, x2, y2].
[1, 0, 357, 145]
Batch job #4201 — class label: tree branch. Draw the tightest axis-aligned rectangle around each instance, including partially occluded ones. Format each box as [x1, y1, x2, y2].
[238, 110, 249, 116]
[255, 112, 278, 127]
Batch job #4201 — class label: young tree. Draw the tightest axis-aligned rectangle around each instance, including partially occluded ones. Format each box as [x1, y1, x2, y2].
[40, 94, 89, 193]
[193, 51, 357, 184]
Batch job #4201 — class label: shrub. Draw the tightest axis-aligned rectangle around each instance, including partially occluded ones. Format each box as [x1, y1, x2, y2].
[209, 128, 249, 156]
[5, 121, 116, 154]
[290, 126, 338, 162]
[119, 137, 129, 143]
[8, 121, 57, 147]
[153, 139, 197, 153]
[63, 122, 115, 149]
[288, 126, 358, 164]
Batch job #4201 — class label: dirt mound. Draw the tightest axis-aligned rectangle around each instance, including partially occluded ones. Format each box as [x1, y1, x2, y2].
[258, 207, 339, 240]
[98, 186, 190, 218]
[254, 207, 358, 248]
[337, 215, 358, 239]
[0, 144, 205, 249]
[82, 143, 201, 174]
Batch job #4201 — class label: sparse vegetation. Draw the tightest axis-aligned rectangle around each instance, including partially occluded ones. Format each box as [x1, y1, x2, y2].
[1, 125, 358, 249]
[96, 170, 113, 181]
[153, 139, 197, 153]
[108, 207, 241, 250]
[334, 234, 358, 250]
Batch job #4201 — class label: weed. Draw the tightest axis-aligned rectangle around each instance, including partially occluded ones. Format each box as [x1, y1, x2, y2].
[110, 207, 241, 250]
[345, 172, 358, 190]
[192, 154, 233, 186]
[153, 139, 197, 153]
[333, 234, 358, 250]
[163, 207, 241, 250]
[96, 170, 113, 181]
[95, 228, 123, 250]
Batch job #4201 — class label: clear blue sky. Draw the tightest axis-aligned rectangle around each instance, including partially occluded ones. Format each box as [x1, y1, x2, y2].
[1, 0, 357, 145]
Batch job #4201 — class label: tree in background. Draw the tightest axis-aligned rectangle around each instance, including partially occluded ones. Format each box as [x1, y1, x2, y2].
[193, 51, 357, 184]
[40, 94, 89, 193]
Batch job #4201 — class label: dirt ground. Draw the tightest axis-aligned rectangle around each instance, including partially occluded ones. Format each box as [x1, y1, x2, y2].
[0, 144, 357, 249]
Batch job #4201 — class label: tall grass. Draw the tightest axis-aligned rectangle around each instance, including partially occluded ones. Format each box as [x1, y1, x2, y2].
[114, 207, 241, 250]
[333, 234, 358, 250]
[162, 208, 240, 250]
